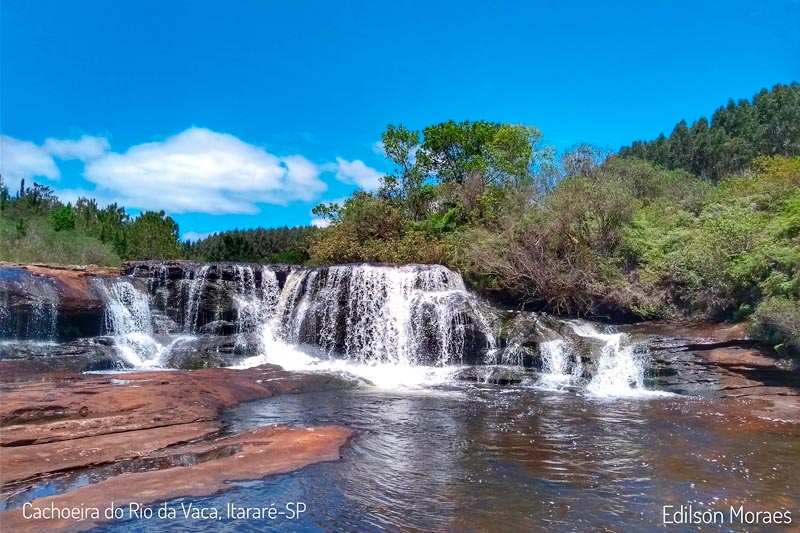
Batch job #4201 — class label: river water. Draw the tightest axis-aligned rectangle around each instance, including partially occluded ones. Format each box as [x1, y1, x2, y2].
[95, 378, 798, 532]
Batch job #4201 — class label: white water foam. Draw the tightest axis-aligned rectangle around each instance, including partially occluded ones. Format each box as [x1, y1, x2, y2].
[536, 338, 583, 391]
[236, 318, 466, 389]
[568, 321, 671, 398]
[275, 265, 496, 367]
[98, 280, 171, 368]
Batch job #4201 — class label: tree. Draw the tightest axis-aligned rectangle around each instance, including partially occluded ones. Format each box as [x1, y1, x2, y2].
[126, 211, 181, 259]
[51, 204, 76, 231]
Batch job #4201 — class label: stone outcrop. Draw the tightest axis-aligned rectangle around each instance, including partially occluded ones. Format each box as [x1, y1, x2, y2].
[0, 263, 116, 340]
[0, 425, 352, 533]
[622, 321, 799, 414]
[123, 260, 292, 331]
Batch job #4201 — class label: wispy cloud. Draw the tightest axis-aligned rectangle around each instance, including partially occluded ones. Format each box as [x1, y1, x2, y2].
[182, 230, 217, 242]
[43, 135, 110, 162]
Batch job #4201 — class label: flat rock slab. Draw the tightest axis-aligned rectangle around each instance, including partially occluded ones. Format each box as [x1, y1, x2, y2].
[0, 421, 220, 485]
[0, 424, 352, 532]
[0, 364, 354, 448]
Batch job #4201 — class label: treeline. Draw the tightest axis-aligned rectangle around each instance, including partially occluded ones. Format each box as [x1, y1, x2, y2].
[308, 84, 800, 354]
[620, 82, 800, 180]
[185, 227, 318, 264]
[0, 179, 314, 265]
[0, 179, 183, 265]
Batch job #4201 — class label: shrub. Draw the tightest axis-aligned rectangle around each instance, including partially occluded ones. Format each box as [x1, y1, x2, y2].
[750, 297, 800, 354]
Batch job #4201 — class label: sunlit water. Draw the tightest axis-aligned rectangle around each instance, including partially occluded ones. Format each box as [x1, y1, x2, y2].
[66, 379, 795, 533]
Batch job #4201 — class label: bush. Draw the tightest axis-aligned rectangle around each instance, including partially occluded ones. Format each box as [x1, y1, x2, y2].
[750, 297, 800, 354]
[51, 205, 76, 231]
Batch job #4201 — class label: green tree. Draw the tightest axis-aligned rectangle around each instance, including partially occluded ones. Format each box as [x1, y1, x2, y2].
[51, 204, 76, 231]
[126, 211, 181, 260]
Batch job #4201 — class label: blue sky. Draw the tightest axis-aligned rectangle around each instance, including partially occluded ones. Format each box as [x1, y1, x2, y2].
[1, 0, 798, 240]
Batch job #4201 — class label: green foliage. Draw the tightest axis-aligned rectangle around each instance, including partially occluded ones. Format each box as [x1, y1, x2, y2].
[620, 155, 800, 323]
[620, 83, 800, 180]
[51, 204, 76, 232]
[0, 214, 121, 265]
[750, 298, 800, 353]
[312, 120, 552, 265]
[189, 226, 318, 264]
[126, 211, 182, 260]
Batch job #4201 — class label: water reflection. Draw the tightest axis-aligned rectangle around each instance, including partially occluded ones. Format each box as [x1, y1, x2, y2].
[6, 384, 783, 532]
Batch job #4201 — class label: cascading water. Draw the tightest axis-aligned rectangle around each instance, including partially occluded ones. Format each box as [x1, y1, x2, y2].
[276, 265, 496, 365]
[89, 261, 666, 396]
[239, 264, 498, 387]
[567, 321, 658, 397]
[184, 265, 210, 333]
[537, 338, 583, 390]
[0, 268, 59, 341]
[97, 279, 169, 368]
[233, 265, 281, 353]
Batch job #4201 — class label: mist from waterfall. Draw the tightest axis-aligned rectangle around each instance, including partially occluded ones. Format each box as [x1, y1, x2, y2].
[536, 338, 583, 391]
[566, 321, 668, 398]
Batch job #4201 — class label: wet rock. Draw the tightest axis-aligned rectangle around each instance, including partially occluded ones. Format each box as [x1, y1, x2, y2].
[0, 364, 358, 447]
[123, 261, 293, 334]
[0, 338, 121, 373]
[627, 321, 799, 398]
[454, 366, 528, 385]
[503, 312, 563, 348]
[0, 425, 352, 533]
[199, 320, 236, 336]
[0, 264, 117, 340]
[164, 334, 263, 369]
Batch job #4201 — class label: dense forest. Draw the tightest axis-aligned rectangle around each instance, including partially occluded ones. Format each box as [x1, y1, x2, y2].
[1, 83, 798, 353]
[619, 82, 800, 180]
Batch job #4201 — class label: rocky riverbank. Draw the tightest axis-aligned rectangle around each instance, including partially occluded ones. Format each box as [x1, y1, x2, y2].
[0, 363, 356, 532]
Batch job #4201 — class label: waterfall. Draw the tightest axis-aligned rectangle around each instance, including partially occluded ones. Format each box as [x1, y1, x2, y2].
[233, 265, 281, 353]
[537, 339, 583, 389]
[273, 265, 497, 366]
[27, 299, 59, 340]
[97, 279, 168, 368]
[184, 265, 210, 333]
[84, 261, 667, 396]
[0, 270, 59, 341]
[568, 321, 647, 397]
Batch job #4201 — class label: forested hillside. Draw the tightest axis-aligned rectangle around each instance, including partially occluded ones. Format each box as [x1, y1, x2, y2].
[187, 227, 318, 264]
[619, 82, 799, 180]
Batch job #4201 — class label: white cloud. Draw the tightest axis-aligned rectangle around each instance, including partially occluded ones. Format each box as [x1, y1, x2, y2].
[2, 128, 385, 217]
[310, 218, 331, 228]
[182, 231, 216, 242]
[0, 135, 60, 182]
[44, 135, 110, 161]
[334, 157, 384, 191]
[82, 127, 329, 214]
[372, 140, 385, 156]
